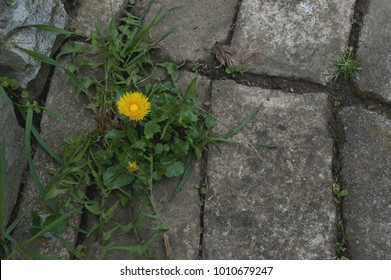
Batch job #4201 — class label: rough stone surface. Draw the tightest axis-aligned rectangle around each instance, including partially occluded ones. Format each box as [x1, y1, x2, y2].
[231, 0, 355, 85]
[69, 0, 128, 37]
[203, 80, 336, 259]
[0, 99, 25, 228]
[356, 0, 391, 102]
[0, 0, 67, 88]
[12, 55, 95, 259]
[341, 106, 391, 259]
[136, 0, 238, 63]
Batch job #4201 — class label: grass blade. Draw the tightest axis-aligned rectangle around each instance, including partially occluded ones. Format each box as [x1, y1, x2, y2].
[24, 24, 75, 37]
[0, 85, 13, 107]
[15, 45, 61, 68]
[24, 108, 58, 212]
[223, 105, 260, 138]
[169, 150, 195, 201]
[18, 107, 63, 165]
[6, 211, 74, 259]
[0, 135, 6, 228]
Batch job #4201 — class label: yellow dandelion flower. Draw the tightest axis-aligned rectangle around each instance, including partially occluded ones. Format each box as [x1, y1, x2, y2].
[127, 161, 138, 173]
[117, 91, 151, 121]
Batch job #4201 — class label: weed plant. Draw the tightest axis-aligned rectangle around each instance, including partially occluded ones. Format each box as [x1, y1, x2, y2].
[332, 47, 362, 81]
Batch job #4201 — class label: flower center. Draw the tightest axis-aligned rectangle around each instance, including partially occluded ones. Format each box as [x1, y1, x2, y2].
[129, 104, 139, 112]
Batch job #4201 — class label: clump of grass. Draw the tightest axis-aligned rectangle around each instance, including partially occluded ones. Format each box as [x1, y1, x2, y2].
[332, 47, 362, 81]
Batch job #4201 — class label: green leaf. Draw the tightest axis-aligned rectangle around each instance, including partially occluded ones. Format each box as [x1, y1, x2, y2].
[44, 185, 68, 200]
[25, 108, 58, 212]
[165, 162, 184, 178]
[44, 213, 68, 235]
[4, 0, 16, 6]
[169, 151, 195, 200]
[15, 46, 61, 68]
[159, 62, 180, 83]
[85, 201, 101, 215]
[106, 129, 126, 139]
[102, 225, 120, 241]
[153, 223, 169, 233]
[144, 121, 161, 139]
[339, 189, 349, 197]
[25, 24, 75, 36]
[184, 78, 197, 104]
[103, 165, 135, 189]
[102, 201, 119, 221]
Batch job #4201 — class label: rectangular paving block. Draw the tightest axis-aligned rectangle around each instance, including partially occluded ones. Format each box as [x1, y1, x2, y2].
[11, 55, 95, 259]
[69, 0, 129, 37]
[356, 0, 391, 102]
[0, 99, 25, 228]
[136, 0, 239, 62]
[231, 0, 355, 85]
[341, 106, 391, 259]
[204, 80, 336, 259]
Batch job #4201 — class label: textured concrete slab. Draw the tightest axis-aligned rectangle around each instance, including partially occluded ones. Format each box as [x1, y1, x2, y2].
[136, 0, 238, 63]
[12, 55, 95, 259]
[356, 0, 391, 102]
[204, 80, 336, 259]
[231, 0, 355, 85]
[69, 0, 128, 37]
[341, 106, 391, 259]
[0, 99, 25, 228]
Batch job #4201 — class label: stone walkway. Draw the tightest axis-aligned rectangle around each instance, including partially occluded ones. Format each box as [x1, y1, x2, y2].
[3, 0, 391, 259]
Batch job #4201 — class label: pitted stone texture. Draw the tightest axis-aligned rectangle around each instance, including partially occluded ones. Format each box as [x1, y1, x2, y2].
[356, 0, 391, 102]
[231, 0, 355, 85]
[0, 99, 25, 228]
[0, 0, 67, 88]
[341, 107, 391, 259]
[204, 80, 335, 259]
[136, 0, 238, 63]
[12, 55, 95, 259]
[69, 0, 128, 37]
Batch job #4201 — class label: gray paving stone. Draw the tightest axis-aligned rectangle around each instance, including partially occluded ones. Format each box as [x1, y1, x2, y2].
[231, 0, 355, 85]
[340, 106, 391, 259]
[137, 0, 238, 63]
[0, 99, 25, 228]
[356, 0, 391, 102]
[12, 55, 95, 259]
[204, 80, 336, 259]
[69, 0, 128, 37]
[0, 0, 67, 88]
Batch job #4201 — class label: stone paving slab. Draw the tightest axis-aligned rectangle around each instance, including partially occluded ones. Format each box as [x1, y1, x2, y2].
[356, 0, 391, 102]
[12, 55, 95, 259]
[0, 99, 25, 228]
[69, 0, 128, 37]
[231, 0, 355, 85]
[137, 0, 238, 63]
[340, 106, 391, 259]
[203, 80, 336, 259]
